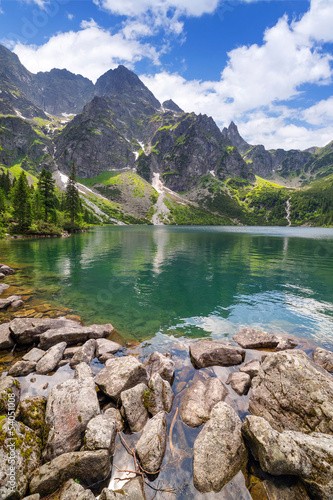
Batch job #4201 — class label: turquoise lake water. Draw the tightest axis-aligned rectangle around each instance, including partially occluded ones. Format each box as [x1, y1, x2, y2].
[1, 226, 333, 349]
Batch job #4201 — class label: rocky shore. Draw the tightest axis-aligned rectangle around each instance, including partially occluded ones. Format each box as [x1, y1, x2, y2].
[1, 263, 333, 499]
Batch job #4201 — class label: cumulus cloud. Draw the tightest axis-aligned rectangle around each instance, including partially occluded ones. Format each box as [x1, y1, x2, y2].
[301, 97, 333, 126]
[12, 19, 160, 82]
[95, 0, 220, 18]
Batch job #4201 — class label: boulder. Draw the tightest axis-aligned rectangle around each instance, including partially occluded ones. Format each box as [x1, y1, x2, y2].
[148, 352, 175, 384]
[9, 317, 80, 345]
[36, 342, 67, 374]
[226, 372, 251, 396]
[249, 350, 333, 434]
[275, 337, 298, 351]
[101, 407, 124, 432]
[82, 409, 117, 454]
[181, 376, 228, 427]
[29, 450, 111, 497]
[135, 411, 167, 474]
[99, 477, 146, 499]
[313, 347, 333, 373]
[242, 415, 333, 499]
[0, 295, 22, 310]
[147, 373, 174, 416]
[0, 419, 42, 499]
[95, 356, 148, 401]
[11, 299, 24, 309]
[233, 328, 279, 349]
[43, 377, 100, 461]
[95, 338, 122, 359]
[0, 323, 14, 350]
[239, 359, 260, 378]
[59, 479, 95, 500]
[8, 359, 36, 377]
[190, 341, 245, 368]
[193, 402, 247, 493]
[39, 323, 114, 349]
[0, 376, 20, 414]
[70, 339, 96, 367]
[15, 395, 47, 438]
[22, 347, 45, 363]
[0, 264, 14, 276]
[120, 383, 149, 432]
[74, 362, 94, 379]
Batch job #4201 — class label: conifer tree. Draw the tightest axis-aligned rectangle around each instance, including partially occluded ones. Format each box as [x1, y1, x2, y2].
[38, 168, 56, 222]
[65, 163, 81, 227]
[0, 187, 6, 214]
[12, 171, 32, 233]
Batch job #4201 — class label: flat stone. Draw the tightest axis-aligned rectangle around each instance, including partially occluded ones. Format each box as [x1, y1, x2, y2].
[8, 359, 36, 377]
[36, 342, 67, 374]
[82, 409, 117, 454]
[23, 495, 41, 500]
[59, 479, 95, 500]
[193, 402, 247, 493]
[0, 323, 14, 350]
[63, 346, 81, 359]
[233, 328, 279, 349]
[148, 351, 175, 384]
[39, 326, 97, 350]
[275, 336, 298, 351]
[95, 338, 122, 358]
[0, 376, 21, 414]
[9, 317, 81, 345]
[16, 395, 47, 439]
[181, 376, 228, 427]
[74, 362, 94, 379]
[190, 340, 245, 368]
[120, 382, 149, 432]
[135, 411, 167, 474]
[239, 359, 260, 378]
[95, 356, 148, 401]
[70, 339, 96, 367]
[226, 372, 251, 396]
[250, 350, 333, 434]
[22, 347, 45, 363]
[29, 450, 111, 497]
[0, 419, 41, 499]
[43, 377, 100, 461]
[313, 347, 333, 372]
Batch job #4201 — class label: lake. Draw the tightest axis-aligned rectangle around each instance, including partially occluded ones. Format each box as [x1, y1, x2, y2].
[1, 225, 333, 349]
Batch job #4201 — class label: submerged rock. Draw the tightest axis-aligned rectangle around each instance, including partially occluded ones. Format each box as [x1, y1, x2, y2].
[43, 377, 100, 461]
[313, 347, 333, 373]
[36, 341, 67, 374]
[148, 351, 175, 384]
[29, 450, 111, 497]
[181, 376, 228, 427]
[249, 350, 333, 434]
[193, 402, 247, 493]
[0, 264, 14, 276]
[0, 295, 22, 310]
[120, 382, 149, 432]
[0, 283, 10, 295]
[95, 356, 148, 401]
[135, 411, 167, 474]
[190, 341, 245, 368]
[226, 372, 251, 396]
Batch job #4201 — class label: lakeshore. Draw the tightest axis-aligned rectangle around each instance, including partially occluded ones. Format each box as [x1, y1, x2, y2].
[1, 261, 333, 499]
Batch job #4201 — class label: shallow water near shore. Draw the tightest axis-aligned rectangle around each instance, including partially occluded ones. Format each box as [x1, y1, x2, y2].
[1, 225, 333, 348]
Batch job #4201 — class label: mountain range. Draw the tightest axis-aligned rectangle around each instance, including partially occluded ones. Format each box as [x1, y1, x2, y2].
[0, 43, 332, 226]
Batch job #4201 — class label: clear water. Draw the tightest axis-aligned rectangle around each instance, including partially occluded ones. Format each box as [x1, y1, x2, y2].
[1, 225, 333, 349]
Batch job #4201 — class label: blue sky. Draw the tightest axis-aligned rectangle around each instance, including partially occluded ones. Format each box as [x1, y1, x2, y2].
[0, 0, 333, 150]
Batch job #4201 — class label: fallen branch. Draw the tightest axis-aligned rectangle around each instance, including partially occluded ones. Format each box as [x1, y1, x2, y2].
[169, 407, 178, 457]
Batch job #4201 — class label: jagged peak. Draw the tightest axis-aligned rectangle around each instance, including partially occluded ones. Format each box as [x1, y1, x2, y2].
[162, 99, 183, 113]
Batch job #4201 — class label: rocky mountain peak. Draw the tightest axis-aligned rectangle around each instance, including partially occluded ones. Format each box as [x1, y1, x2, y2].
[222, 122, 250, 155]
[162, 99, 184, 113]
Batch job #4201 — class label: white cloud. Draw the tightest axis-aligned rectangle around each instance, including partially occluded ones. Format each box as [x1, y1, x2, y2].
[301, 97, 333, 126]
[12, 19, 160, 82]
[95, 0, 220, 17]
[67, 13, 74, 21]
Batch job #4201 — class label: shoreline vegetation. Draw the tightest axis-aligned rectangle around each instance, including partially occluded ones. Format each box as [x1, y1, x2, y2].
[1, 263, 333, 499]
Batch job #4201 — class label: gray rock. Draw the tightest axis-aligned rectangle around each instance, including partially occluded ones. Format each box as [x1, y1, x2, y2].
[181, 376, 228, 427]
[22, 347, 45, 363]
[193, 402, 247, 493]
[0, 323, 14, 350]
[9, 317, 80, 345]
[249, 350, 333, 434]
[39, 323, 114, 349]
[0, 376, 20, 414]
[95, 338, 122, 359]
[29, 450, 111, 497]
[70, 339, 96, 367]
[135, 411, 167, 474]
[0, 283, 9, 295]
[313, 347, 333, 372]
[148, 351, 175, 384]
[190, 341, 245, 368]
[59, 479, 95, 500]
[0, 272, 5, 278]
[101, 407, 124, 432]
[95, 356, 148, 401]
[233, 328, 279, 349]
[36, 341, 67, 374]
[8, 359, 36, 377]
[23, 495, 41, 500]
[121, 382, 149, 432]
[0, 295, 22, 310]
[239, 359, 260, 378]
[88, 323, 114, 338]
[275, 336, 298, 351]
[43, 377, 100, 461]
[11, 299, 24, 309]
[147, 373, 174, 416]
[100, 477, 146, 499]
[74, 362, 94, 379]
[261, 477, 311, 500]
[82, 409, 117, 454]
[0, 419, 41, 499]
[15, 395, 47, 438]
[226, 372, 251, 396]
[63, 346, 81, 359]
[0, 265, 14, 276]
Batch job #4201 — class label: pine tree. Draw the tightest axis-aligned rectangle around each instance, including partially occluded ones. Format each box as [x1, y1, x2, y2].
[0, 187, 6, 214]
[12, 172, 32, 233]
[38, 168, 56, 222]
[65, 163, 81, 227]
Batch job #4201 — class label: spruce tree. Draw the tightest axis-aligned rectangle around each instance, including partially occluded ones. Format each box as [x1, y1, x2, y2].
[65, 163, 81, 227]
[0, 187, 6, 214]
[12, 172, 32, 233]
[38, 168, 56, 222]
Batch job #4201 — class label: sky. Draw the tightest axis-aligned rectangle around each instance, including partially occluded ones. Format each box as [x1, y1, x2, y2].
[0, 0, 333, 150]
